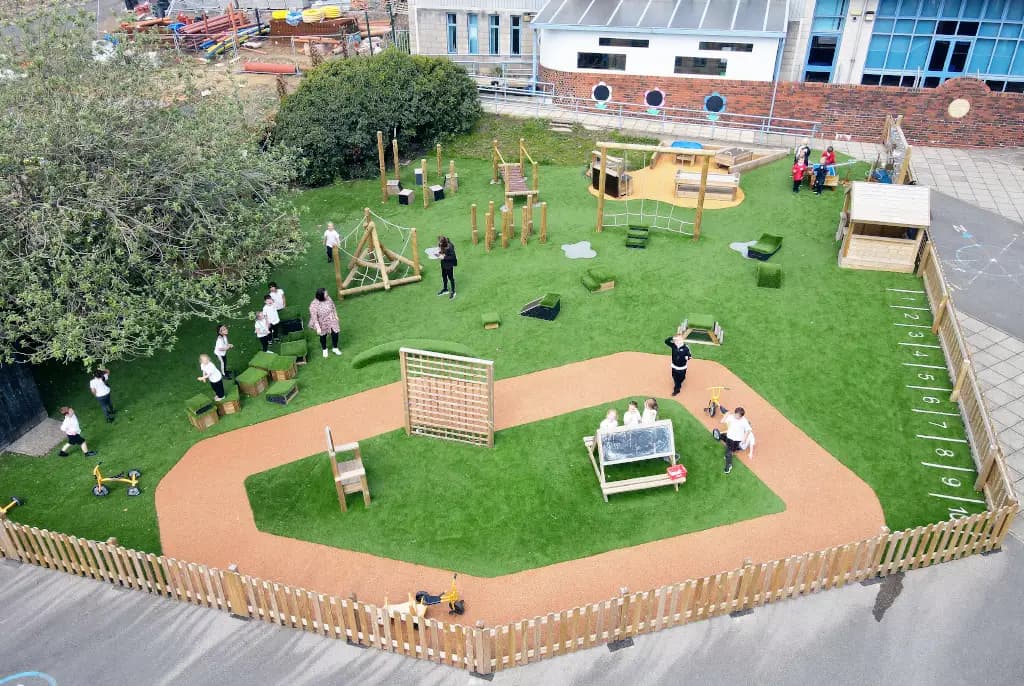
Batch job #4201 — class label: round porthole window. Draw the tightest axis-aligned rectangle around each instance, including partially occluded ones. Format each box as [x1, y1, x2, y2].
[704, 92, 726, 113]
[592, 82, 612, 109]
[644, 88, 665, 111]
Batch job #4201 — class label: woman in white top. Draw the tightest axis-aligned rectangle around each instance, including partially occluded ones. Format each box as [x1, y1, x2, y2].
[323, 223, 341, 263]
[58, 406, 97, 457]
[89, 368, 115, 423]
[197, 353, 226, 400]
[641, 398, 658, 424]
[214, 324, 234, 378]
[622, 400, 642, 427]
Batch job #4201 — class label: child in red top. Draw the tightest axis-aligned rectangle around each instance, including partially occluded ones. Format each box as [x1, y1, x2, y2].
[824, 146, 836, 165]
[792, 161, 806, 193]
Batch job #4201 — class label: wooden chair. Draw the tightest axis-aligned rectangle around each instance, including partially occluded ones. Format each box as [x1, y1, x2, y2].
[329, 441, 371, 512]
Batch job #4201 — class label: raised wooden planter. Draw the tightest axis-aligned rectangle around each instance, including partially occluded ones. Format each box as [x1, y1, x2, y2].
[236, 367, 269, 398]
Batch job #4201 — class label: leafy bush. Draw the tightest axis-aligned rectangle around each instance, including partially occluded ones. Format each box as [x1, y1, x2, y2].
[274, 50, 482, 186]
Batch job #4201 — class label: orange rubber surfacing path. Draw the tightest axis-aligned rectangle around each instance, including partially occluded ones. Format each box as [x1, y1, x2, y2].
[156, 353, 884, 624]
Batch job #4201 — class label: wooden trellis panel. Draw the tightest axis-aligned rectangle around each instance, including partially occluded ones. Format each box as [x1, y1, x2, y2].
[399, 348, 494, 447]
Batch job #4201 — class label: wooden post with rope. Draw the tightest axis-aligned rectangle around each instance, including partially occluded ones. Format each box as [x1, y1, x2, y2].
[377, 131, 387, 204]
[693, 156, 710, 241]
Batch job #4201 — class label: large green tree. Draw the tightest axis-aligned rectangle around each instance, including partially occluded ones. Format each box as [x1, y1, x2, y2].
[273, 49, 482, 186]
[0, 8, 303, 365]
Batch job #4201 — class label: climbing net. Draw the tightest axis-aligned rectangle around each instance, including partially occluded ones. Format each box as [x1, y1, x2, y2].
[599, 149, 695, 237]
[337, 209, 419, 295]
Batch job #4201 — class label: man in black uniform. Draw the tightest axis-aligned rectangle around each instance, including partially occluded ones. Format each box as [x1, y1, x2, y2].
[665, 332, 692, 396]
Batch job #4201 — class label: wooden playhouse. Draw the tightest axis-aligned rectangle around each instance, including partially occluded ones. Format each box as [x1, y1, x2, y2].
[837, 182, 930, 273]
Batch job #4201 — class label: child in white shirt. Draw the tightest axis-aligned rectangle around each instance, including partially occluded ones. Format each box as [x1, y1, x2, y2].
[254, 311, 272, 352]
[268, 282, 286, 310]
[641, 398, 658, 424]
[622, 400, 642, 427]
[58, 406, 97, 457]
[197, 353, 226, 401]
[323, 223, 341, 263]
[89, 368, 115, 423]
[598, 409, 619, 434]
[263, 295, 281, 341]
[214, 324, 234, 378]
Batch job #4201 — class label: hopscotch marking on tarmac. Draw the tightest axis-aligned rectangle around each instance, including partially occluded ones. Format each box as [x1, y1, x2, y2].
[887, 286, 984, 520]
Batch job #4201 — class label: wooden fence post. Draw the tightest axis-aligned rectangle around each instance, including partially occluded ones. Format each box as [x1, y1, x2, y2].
[870, 527, 891, 577]
[931, 294, 949, 334]
[223, 564, 251, 619]
[391, 138, 399, 181]
[471, 204, 479, 245]
[0, 513, 21, 563]
[595, 146, 608, 232]
[950, 358, 969, 402]
[974, 443, 999, 491]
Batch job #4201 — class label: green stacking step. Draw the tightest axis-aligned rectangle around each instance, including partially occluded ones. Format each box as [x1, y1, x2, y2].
[627, 229, 649, 239]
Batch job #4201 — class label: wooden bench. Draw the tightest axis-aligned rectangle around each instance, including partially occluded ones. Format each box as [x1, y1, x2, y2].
[675, 170, 739, 201]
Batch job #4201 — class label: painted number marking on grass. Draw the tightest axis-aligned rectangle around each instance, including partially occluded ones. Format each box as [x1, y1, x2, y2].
[886, 286, 983, 521]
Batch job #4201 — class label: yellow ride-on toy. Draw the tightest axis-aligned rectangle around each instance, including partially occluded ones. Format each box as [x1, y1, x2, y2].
[704, 385, 730, 417]
[1, 496, 23, 514]
[415, 574, 465, 615]
[92, 463, 142, 497]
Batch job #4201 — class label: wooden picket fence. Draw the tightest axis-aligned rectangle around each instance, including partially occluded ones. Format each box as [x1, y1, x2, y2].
[0, 503, 1016, 674]
[918, 241, 1018, 509]
[0, 235, 1017, 673]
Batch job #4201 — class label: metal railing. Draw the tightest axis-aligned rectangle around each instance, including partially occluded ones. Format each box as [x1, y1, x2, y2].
[476, 81, 822, 147]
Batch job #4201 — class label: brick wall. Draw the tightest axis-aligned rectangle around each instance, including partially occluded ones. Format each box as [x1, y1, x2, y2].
[540, 66, 1024, 148]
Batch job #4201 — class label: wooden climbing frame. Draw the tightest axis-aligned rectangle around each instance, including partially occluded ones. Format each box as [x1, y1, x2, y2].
[399, 348, 494, 447]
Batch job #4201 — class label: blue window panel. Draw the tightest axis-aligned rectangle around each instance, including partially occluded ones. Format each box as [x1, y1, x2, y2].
[1000, 24, 1022, 37]
[468, 15, 479, 55]
[970, 38, 996, 71]
[985, 0, 1006, 19]
[1008, 0, 1024, 21]
[878, 0, 900, 15]
[920, 0, 941, 17]
[816, 0, 848, 15]
[813, 17, 842, 31]
[916, 20, 937, 33]
[899, 0, 921, 14]
[446, 13, 457, 53]
[991, 40, 1017, 71]
[962, 0, 986, 18]
[874, 18, 895, 33]
[866, 35, 889, 68]
[980, 22, 1001, 36]
[1013, 47, 1024, 73]
[895, 19, 915, 32]
[907, 36, 931, 68]
[887, 35, 911, 68]
[940, 1, 960, 17]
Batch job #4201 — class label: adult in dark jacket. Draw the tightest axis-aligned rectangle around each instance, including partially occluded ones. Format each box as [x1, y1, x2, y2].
[437, 236, 457, 300]
[665, 333, 693, 396]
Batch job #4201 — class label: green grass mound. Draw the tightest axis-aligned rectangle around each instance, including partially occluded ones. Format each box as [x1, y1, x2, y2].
[245, 398, 784, 577]
[267, 355, 297, 372]
[248, 351, 277, 370]
[582, 267, 615, 292]
[351, 339, 475, 369]
[481, 312, 501, 327]
[236, 367, 267, 386]
[756, 263, 782, 289]
[279, 340, 308, 358]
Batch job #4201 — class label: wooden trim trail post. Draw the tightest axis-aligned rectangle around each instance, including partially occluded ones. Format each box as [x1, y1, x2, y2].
[471, 204, 478, 245]
[410, 228, 420, 276]
[332, 245, 343, 300]
[376, 131, 387, 204]
[596, 145, 608, 232]
[436, 144, 442, 175]
[693, 156, 710, 241]
[421, 158, 428, 209]
[486, 200, 495, 252]
[540, 201, 548, 243]
[391, 138, 399, 180]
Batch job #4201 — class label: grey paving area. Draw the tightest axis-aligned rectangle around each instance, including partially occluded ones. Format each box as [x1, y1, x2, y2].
[3, 538, 1023, 686]
[4, 419, 63, 457]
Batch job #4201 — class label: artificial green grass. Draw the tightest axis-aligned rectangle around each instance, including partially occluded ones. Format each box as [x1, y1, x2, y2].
[755, 263, 782, 289]
[236, 367, 267, 386]
[245, 398, 784, 576]
[279, 339, 308, 359]
[0, 121, 985, 556]
[184, 394, 215, 415]
[351, 339, 475, 369]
